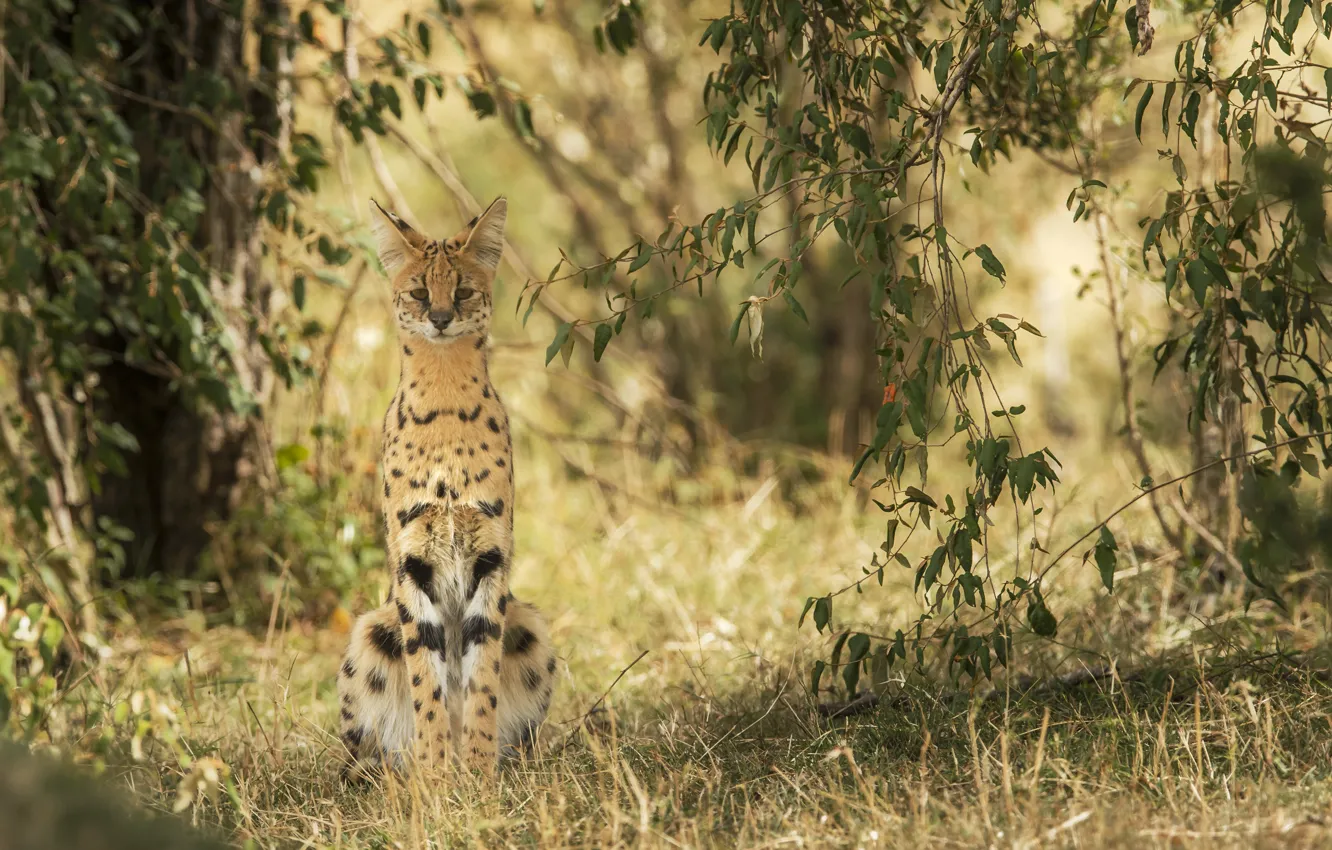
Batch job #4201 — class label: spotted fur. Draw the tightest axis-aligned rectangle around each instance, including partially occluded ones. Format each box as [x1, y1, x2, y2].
[337, 198, 557, 782]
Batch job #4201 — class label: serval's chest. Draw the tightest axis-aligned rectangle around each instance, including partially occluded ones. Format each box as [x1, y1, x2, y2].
[380, 334, 514, 528]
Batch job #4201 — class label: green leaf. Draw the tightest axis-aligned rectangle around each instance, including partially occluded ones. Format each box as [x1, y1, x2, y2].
[840, 122, 872, 157]
[811, 659, 827, 695]
[275, 442, 310, 471]
[545, 321, 573, 366]
[1284, 0, 1307, 38]
[729, 303, 748, 345]
[843, 633, 870, 695]
[974, 244, 1006, 279]
[903, 486, 936, 507]
[514, 99, 534, 138]
[798, 596, 817, 627]
[1134, 83, 1154, 140]
[1161, 81, 1176, 138]
[1027, 598, 1058, 637]
[1186, 260, 1210, 306]
[813, 596, 832, 632]
[934, 41, 954, 91]
[628, 244, 652, 273]
[1094, 526, 1118, 592]
[783, 289, 809, 323]
[593, 323, 613, 361]
[992, 627, 1009, 668]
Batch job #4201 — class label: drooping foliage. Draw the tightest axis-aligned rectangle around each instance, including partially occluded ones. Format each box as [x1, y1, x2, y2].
[521, 0, 1332, 692]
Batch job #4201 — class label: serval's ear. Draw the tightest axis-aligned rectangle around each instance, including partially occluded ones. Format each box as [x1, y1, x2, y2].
[457, 197, 506, 274]
[369, 199, 426, 276]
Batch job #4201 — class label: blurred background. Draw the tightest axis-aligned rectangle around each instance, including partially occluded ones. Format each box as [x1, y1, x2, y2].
[3, 0, 1332, 845]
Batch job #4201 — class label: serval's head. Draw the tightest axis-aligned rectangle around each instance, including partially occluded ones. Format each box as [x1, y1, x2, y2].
[370, 197, 506, 343]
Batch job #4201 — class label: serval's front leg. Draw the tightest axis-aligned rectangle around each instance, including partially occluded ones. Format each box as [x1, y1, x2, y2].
[455, 505, 511, 778]
[393, 504, 453, 773]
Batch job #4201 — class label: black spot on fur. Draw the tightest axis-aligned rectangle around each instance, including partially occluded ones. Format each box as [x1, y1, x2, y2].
[475, 469, 491, 483]
[398, 503, 431, 527]
[486, 416, 501, 433]
[343, 727, 364, 748]
[341, 660, 356, 679]
[497, 594, 508, 615]
[496, 458, 506, 468]
[383, 481, 391, 499]
[432, 686, 442, 702]
[418, 621, 446, 654]
[547, 657, 557, 674]
[482, 386, 491, 399]
[403, 344, 414, 356]
[414, 700, 422, 712]
[462, 615, 501, 651]
[426, 710, 436, 721]
[408, 478, 426, 490]
[459, 404, 481, 422]
[369, 623, 403, 660]
[401, 555, 437, 603]
[406, 638, 421, 655]
[411, 406, 442, 425]
[368, 671, 387, 693]
[396, 394, 406, 429]
[340, 708, 354, 722]
[470, 548, 505, 598]
[396, 601, 413, 623]
[436, 481, 448, 499]
[488, 694, 497, 709]
[504, 626, 536, 656]
[391, 468, 404, 478]
[412, 674, 422, 687]
[523, 667, 543, 691]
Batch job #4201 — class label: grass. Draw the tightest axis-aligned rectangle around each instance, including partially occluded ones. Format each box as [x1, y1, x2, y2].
[91, 623, 1332, 848]
[28, 433, 1331, 849]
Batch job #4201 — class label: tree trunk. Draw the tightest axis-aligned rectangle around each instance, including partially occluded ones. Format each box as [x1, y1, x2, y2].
[816, 256, 879, 458]
[83, 0, 285, 578]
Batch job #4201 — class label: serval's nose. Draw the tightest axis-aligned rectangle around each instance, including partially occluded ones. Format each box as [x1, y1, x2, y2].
[429, 308, 453, 330]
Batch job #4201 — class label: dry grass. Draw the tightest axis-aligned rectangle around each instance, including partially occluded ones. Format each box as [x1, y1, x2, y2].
[54, 438, 1332, 848]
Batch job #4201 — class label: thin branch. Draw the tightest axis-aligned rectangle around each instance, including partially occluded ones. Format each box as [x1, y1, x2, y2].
[554, 649, 650, 751]
[341, 4, 412, 220]
[1169, 493, 1245, 578]
[1092, 207, 1183, 550]
[1037, 429, 1332, 585]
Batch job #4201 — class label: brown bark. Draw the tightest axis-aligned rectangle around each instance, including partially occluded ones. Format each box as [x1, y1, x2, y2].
[83, 0, 286, 578]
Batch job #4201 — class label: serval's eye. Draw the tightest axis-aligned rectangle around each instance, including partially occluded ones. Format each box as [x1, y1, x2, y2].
[409, 288, 428, 301]
[455, 287, 475, 300]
